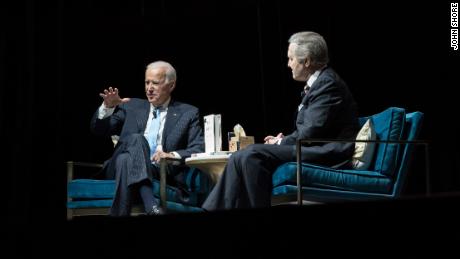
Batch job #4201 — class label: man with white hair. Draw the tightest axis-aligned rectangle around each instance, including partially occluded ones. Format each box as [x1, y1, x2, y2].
[202, 31, 360, 210]
[91, 61, 204, 216]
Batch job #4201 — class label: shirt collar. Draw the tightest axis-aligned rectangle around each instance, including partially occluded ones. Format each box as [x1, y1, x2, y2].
[305, 69, 322, 90]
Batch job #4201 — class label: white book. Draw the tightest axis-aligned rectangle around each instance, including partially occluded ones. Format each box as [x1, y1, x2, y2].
[204, 114, 222, 153]
[191, 151, 232, 158]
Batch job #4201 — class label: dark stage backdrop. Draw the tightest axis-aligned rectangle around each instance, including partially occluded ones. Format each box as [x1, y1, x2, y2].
[2, 0, 459, 241]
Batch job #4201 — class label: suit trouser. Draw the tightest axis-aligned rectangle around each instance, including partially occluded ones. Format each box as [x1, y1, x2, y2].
[109, 134, 155, 216]
[107, 134, 191, 216]
[202, 144, 295, 211]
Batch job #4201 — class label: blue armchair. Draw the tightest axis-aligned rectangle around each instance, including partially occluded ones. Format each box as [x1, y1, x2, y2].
[66, 159, 211, 220]
[271, 107, 428, 205]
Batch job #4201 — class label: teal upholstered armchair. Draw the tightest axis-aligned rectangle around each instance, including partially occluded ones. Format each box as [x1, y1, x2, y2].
[66, 159, 211, 220]
[271, 107, 428, 205]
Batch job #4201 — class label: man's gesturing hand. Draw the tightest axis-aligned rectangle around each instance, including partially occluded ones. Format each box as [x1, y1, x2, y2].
[99, 87, 131, 108]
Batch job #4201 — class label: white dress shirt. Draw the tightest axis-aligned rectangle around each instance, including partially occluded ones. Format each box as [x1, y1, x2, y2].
[97, 97, 180, 158]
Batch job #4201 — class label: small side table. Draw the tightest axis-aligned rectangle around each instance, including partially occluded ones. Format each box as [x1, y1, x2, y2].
[185, 154, 230, 184]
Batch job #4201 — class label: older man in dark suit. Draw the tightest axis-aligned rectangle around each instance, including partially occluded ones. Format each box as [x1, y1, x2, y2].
[202, 31, 360, 210]
[91, 61, 204, 216]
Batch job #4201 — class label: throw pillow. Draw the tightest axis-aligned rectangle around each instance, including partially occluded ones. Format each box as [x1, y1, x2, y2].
[352, 119, 377, 170]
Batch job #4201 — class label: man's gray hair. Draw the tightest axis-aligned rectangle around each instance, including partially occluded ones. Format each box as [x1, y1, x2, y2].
[146, 61, 177, 82]
[288, 31, 329, 67]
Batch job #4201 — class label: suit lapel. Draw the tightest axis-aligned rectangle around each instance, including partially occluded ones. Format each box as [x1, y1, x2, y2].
[137, 100, 151, 132]
[302, 67, 329, 105]
[162, 100, 180, 146]
[300, 68, 327, 108]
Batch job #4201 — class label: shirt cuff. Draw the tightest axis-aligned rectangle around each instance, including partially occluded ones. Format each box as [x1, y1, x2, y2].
[97, 102, 115, 119]
[170, 152, 181, 159]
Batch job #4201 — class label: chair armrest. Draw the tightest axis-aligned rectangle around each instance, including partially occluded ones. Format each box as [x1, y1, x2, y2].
[66, 161, 104, 183]
[294, 138, 430, 205]
[66, 161, 105, 219]
[158, 157, 184, 213]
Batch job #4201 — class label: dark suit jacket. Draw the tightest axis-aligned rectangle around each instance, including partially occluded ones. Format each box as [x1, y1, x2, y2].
[90, 98, 204, 178]
[281, 67, 360, 166]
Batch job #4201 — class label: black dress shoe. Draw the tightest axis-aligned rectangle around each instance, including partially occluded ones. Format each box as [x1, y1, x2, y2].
[147, 205, 165, 215]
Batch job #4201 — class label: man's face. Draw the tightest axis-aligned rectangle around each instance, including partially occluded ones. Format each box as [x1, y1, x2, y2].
[287, 43, 309, 82]
[145, 68, 175, 106]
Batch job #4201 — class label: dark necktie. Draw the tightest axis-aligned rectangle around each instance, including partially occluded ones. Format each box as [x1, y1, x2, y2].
[301, 86, 311, 98]
[152, 106, 161, 118]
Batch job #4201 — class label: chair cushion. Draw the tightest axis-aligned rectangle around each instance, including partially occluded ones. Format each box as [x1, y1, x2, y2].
[68, 179, 116, 199]
[185, 167, 211, 194]
[68, 178, 200, 205]
[68, 169, 209, 208]
[368, 107, 405, 176]
[272, 162, 393, 194]
[352, 119, 377, 170]
[152, 179, 199, 206]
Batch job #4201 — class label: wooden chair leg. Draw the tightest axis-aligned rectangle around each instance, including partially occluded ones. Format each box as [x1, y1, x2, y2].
[159, 159, 167, 213]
